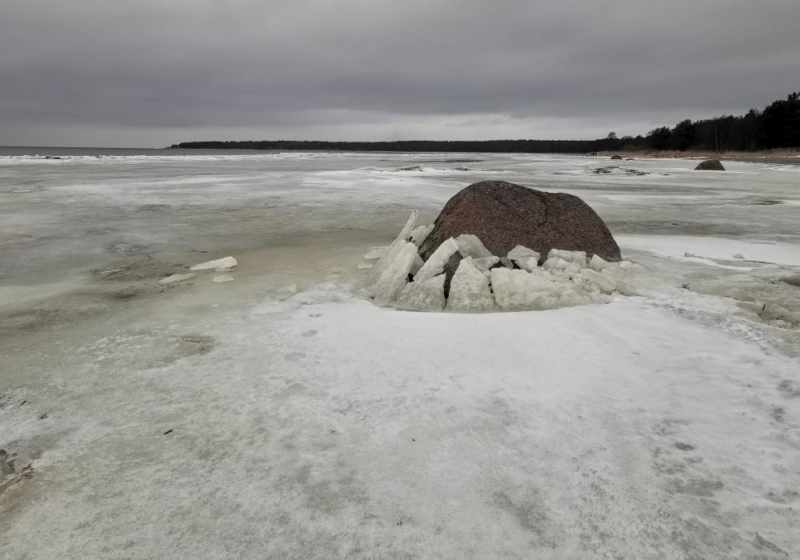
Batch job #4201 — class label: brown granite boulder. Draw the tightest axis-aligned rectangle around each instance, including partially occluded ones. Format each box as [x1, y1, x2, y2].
[419, 181, 621, 263]
[695, 159, 725, 171]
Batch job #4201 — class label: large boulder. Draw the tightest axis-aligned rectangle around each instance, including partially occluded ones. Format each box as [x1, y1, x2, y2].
[419, 181, 621, 263]
[695, 159, 725, 171]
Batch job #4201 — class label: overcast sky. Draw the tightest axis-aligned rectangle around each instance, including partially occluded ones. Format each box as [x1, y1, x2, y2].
[1, 0, 798, 147]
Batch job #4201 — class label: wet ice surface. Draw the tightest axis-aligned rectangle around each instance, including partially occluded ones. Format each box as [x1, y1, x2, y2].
[1, 151, 800, 558]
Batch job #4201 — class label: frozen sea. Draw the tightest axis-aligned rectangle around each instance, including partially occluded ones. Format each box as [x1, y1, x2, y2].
[1, 149, 800, 559]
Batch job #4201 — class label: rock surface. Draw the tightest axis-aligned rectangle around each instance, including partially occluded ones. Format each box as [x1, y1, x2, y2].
[695, 159, 726, 171]
[419, 181, 621, 263]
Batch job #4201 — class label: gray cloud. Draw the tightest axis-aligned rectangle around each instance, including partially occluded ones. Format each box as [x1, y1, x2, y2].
[1, 0, 798, 146]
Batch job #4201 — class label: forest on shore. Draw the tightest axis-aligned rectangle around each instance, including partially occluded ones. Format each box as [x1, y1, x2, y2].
[171, 92, 800, 154]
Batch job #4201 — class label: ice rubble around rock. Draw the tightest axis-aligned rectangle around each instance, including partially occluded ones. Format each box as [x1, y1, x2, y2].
[361, 211, 635, 312]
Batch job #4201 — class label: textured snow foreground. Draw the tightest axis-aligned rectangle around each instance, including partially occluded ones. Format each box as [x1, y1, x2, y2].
[3, 288, 800, 558]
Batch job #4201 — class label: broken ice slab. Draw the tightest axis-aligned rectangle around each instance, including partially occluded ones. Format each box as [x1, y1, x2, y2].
[396, 273, 446, 312]
[411, 253, 425, 276]
[212, 274, 234, 283]
[588, 254, 609, 272]
[507, 245, 540, 263]
[357, 263, 373, 270]
[367, 211, 419, 284]
[368, 241, 419, 302]
[542, 257, 571, 272]
[471, 256, 500, 274]
[491, 268, 590, 311]
[455, 234, 494, 259]
[580, 269, 617, 294]
[414, 237, 459, 283]
[158, 273, 197, 285]
[514, 256, 539, 273]
[614, 281, 639, 297]
[547, 249, 587, 266]
[446, 258, 494, 312]
[394, 210, 419, 244]
[190, 256, 238, 271]
[410, 224, 434, 247]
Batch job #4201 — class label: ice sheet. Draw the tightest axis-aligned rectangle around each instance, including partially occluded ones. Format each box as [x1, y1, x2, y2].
[619, 235, 800, 266]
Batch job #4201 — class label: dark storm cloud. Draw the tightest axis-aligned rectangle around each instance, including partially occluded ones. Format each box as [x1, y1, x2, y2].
[1, 0, 798, 145]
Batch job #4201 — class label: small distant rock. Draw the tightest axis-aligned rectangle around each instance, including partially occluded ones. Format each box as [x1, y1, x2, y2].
[159, 272, 197, 285]
[695, 159, 726, 171]
[733, 253, 745, 260]
[190, 256, 238, 271]
[610, 155, 623, 160]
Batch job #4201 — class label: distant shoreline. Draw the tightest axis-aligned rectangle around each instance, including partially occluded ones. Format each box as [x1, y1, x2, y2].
[597, 149, 800, 166]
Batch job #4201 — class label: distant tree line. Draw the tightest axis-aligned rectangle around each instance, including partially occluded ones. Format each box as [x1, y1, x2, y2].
[171, 92, 800, 153]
